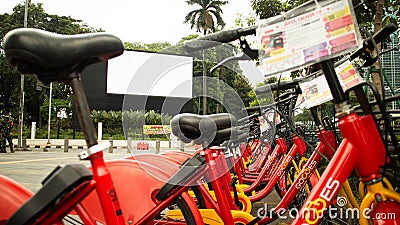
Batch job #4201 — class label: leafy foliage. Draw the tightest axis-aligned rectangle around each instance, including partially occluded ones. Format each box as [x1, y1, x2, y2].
[234, 13, 257, 27]
[382, 0, 400, 25]
[0, 3, 99, 127]
[91, 109, 172, 139]
[122, 110, 145, 134]
[184, 0, 229, 34]
[124, 42, 172, 52]
[188, 43, 257, 115]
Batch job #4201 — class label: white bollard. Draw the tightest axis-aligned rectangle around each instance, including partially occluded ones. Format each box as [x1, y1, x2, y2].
[97, 122, 102, 141]
[31, 122, 36, 139]
[127, 137, 132, 153]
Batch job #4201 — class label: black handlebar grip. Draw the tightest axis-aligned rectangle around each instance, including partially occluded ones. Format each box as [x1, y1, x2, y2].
[183, 26, 257, 53]
[350, 23, 398, 59]
[243, 105, 261, 113]
[255, 78, 303, 94]
[367, 23, 398, 49]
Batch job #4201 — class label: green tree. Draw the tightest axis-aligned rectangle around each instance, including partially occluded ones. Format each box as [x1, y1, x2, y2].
[0, 2, 100, 129]
[124, 42, 172, 52]
[179, 34, 201, 42]
[184, 0, 228, 115]
[184, 0, 228, 35]
[293, 108, 313, 123]
[382, 0, 400, 25]
[250, 0, 309, 19]
[234, 13, 257, 27]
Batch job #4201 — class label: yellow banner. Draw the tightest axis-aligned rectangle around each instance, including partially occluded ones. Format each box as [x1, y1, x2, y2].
[143, 125, 171, 135]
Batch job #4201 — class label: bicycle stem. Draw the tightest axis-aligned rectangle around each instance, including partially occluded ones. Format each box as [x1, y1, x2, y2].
[320, 60, 348, 105]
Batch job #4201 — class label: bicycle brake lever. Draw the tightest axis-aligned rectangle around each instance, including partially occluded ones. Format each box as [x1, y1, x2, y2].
[210, 52, 252, 73]
[239, 38, 259, 60]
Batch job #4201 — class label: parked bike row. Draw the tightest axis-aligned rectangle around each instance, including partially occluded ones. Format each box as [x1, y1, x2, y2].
[1, 0, 400, 224]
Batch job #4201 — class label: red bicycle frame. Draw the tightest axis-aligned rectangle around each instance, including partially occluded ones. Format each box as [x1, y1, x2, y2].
[291, 106, 400, 225]
[257, 129, 337, 224]
[241, 138, 287, 186]
[248, 136, 306, 202]
[5, 26, 212, 225]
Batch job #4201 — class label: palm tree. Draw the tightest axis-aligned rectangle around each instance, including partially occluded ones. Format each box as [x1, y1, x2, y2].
[184, 0, 228, 115]
[184, 0, 228, 35]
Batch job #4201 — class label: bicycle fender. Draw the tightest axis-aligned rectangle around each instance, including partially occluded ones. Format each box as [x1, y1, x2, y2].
[0, 174, 33, 222]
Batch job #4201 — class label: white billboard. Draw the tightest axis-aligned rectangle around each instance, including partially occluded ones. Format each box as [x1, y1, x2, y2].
[107, 51, 193, 98]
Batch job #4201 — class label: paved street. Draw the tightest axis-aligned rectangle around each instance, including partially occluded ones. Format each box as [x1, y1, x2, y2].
[0, 148, 141, 192]
[0, 145, 193, 192]
[0, 147, 284, 224]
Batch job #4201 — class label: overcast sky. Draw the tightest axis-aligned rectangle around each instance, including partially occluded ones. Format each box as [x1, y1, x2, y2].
[2, 0, 255, 44]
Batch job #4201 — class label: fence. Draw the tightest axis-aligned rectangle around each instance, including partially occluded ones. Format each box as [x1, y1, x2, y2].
[26, 122, 171, 141]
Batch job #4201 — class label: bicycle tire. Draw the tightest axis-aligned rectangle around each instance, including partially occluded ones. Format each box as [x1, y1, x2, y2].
[176, 193, 198, 224]
[65, 191, 200, 225]
[155, 192, 200, 225]
[75, 159, 204, 225]
[191, 185, 207, 209]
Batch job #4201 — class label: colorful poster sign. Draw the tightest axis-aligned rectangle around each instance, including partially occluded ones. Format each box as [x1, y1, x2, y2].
[143, 125, 171, 135]
[257, 0, 361, 76]
[335, 60, 363, 91]
[300, 75, 333, 108]
[299, 60, 363, 108]
[259, 110, 280, 133]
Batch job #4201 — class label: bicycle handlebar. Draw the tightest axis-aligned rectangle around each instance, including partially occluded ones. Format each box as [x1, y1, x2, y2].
[245, 92, 299, 113]
[183, 26, 257, 53]
[350, 23, 398, 60]
[255, 78, 303, 95]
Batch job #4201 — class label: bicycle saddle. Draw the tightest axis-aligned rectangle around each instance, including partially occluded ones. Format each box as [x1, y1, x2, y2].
[171, 113, 240, 147]
[3, 28, 124, 83]
[222, 132, 249, 147]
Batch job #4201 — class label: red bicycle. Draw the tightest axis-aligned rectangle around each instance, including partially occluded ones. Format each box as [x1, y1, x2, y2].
[183, 8, 400, 224]
[1, 28, 204, 225]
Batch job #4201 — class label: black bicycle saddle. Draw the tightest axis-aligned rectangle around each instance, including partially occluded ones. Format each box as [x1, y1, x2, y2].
[3, 28, 124, 83]
[171, 113, 239, 147]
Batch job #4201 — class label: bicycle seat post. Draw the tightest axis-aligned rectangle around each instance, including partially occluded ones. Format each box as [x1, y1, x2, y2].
[69, 72, 125, 224]
[69, 74, 98, 149]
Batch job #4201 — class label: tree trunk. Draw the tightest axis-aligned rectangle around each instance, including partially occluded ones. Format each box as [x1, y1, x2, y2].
[371, 0, 385, 98]
[202, 50, 207, 115]
[202, 29, 207, 115]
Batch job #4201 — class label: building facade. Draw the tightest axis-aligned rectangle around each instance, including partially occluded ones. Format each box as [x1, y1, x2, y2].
[381, 32, 400, 110]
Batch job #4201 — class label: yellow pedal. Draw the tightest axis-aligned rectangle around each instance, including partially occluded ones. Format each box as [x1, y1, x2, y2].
[165, 209, 257, 224]
[188, 189, 252, 213]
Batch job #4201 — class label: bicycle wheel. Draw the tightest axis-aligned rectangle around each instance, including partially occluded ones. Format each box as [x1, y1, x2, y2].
[79, 159, 203, 225]
[231, 210, 257, 224]
[66, 191, 200, 225]
[156, 191, 202, 224]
